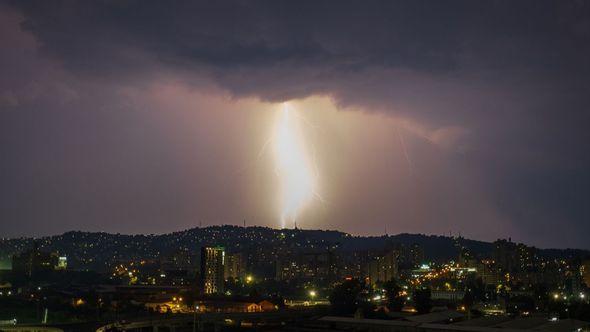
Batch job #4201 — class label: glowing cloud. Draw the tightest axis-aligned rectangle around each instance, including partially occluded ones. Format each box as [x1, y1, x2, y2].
[274, 103, 316, 228]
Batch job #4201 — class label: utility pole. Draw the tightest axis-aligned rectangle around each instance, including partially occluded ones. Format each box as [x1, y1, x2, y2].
[193, 305, 199, 332]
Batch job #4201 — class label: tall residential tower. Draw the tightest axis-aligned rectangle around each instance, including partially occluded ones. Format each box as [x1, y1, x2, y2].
[200, 246, 225, 294]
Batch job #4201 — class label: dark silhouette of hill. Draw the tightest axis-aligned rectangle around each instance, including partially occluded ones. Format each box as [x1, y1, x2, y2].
[0, 226, 587, 271]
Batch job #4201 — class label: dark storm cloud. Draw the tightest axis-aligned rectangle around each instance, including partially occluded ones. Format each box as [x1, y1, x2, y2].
[11, 2, 590, 76]
[2, 0, 590, 247]
[9, 1, 590, 124]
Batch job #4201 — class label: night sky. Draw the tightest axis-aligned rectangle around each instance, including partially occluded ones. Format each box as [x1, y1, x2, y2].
[1, 1, 589, 249]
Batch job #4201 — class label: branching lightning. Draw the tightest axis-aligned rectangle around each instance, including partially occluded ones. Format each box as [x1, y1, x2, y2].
[396, 126, 414, 177]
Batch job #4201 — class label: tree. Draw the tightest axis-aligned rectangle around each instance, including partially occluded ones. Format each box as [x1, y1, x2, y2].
[464, 275, 485, 302]
[463, 289, 475, 320]
[383, 279, 404, 312]
[506, 295, 535, 316]
[574, 303, 590, 322]
[330, 279, 362, 315]
[414, 288, 432, 314]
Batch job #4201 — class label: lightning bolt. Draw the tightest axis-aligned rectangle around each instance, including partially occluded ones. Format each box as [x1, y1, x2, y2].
[274, 103, 320, 228]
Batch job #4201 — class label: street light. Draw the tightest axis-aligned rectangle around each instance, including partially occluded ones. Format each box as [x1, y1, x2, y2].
[309, 290, 317, 304]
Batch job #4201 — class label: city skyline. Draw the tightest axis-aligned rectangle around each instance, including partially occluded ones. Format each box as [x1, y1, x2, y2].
[2, 1, 590, 249]
[2, 2, 590, 330]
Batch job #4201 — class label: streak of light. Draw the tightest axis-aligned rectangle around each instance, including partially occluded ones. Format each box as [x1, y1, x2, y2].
[274, 103, 318, 228]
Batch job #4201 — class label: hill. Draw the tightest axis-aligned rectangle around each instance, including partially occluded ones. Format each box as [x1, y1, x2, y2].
[0, 226, 587, 271]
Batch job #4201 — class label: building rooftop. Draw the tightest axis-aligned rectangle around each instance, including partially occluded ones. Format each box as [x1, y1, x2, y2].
[404, 310, 465, 323]
[318, 315, 590, 332]
[452, 315, 590, 332]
